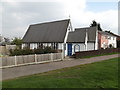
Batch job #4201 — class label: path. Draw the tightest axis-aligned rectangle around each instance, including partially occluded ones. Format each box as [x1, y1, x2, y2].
[2, 54, 119, 80]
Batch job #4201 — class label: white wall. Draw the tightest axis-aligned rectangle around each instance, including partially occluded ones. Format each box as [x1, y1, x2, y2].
[108, 36, 117, 48]
[70, 42, 96, 55]
[95, 30, 98, 50]
[87, 43, 95, 51]
[65, 43, 68, 56]
[58, 43, 63, 50]
[29, 43, 37, 49]
[72, 43, 86, 55]
[58, 43, 67, 57]
[63, 21, 73, 56]
[22, 43, 27, 49]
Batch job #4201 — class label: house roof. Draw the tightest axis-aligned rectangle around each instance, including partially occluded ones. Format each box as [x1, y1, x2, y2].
[67, 30, 86, 43]
[104, 31, 120, 39]
[22, 19, 70, 43]
[67, 26, 97, 43]
[98, 31, 115, 37]
[87, 27, 97, 42]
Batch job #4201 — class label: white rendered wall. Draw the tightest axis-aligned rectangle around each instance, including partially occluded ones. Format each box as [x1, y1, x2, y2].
[85, 30, 88, 51]
[30, 43, 37, 49]
[58, 43, 63, 50]
[64, 22, 73, 56]
[72, 43, 86, 55]
[22, 44, 25, 49]
[87, 43, 95, 51]
[64, 43, 68, 56]
[95, 30, 98, 50]
[108, 36, 117, 48]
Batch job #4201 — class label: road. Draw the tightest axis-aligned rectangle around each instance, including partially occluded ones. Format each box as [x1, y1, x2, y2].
[2, 54, 119, 80]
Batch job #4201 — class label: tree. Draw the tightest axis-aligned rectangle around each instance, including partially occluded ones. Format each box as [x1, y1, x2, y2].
[90, 20, 97, 27]
[98, 23, 102, 31]
[0, 34, 2, 42]
[90, 20, 102, 31]
[0, 37, 11, 46]
[11, 37, 22, 49]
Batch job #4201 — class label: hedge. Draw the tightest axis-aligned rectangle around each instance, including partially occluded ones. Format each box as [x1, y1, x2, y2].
[74, 48, 120, 58]
[9, 47, 58, 56]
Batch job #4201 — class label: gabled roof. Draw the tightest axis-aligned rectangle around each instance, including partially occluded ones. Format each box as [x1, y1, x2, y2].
[23, 19, 70, 43]
[67, 26, 97, 43]
[67, 29, 86, 43]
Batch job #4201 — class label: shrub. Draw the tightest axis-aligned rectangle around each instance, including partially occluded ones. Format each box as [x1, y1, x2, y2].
[9, 47, 57, 56]
[75, 48, 119, 58]
[22, 49, 34, 55]
[34, 48, 44, 54]
[44, 47, 56, 54]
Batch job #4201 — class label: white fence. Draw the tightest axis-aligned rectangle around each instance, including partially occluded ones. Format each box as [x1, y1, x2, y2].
[0, 53, 63, 68]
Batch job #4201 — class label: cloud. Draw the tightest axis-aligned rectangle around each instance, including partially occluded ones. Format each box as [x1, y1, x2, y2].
[70, 10, 118, 34]
[1, 0, 118, 39]
[61, 0, 118, 34]
[0, 2, 2, 35]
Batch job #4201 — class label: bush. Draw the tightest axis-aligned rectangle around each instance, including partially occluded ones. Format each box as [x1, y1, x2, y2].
[22, 49, 34, 55]
[75, 48, 119, 58]
[34, 48, 44, 54]
[44, 47, 56, 54]
[9, 47, 57, 56]
[9, 49, 34, 56]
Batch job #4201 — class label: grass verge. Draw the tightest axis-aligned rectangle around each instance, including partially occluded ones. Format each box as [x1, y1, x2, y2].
[3, 57, 118, 88]
[79, 52, 119, 59]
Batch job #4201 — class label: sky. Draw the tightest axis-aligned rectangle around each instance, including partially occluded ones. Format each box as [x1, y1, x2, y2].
[0, 0, 119, 39]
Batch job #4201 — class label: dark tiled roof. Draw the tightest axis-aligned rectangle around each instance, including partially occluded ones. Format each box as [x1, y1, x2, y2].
[87, 27, 97, 42]
[22, 19, 70, 43]
[67, 26, 97, 43]
[67, 29, 86, 43]
[99, 31, 114, 36]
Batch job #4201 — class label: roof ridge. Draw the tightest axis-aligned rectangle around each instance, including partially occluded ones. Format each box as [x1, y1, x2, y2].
[75, 27, 89, 30]
[75, 26, 97, 30]
[30, 19, 70, 26]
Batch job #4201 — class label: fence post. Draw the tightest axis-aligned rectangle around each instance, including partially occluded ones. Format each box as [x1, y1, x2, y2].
[35, 54, 37, 63]
[15, 55, 17, 65]
[51, 53, 53, 61]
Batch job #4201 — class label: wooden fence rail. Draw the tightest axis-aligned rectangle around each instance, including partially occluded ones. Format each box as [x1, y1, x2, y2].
[0, 53, 63, 68]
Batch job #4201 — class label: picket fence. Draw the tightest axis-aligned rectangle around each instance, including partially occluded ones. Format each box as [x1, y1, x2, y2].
[0, 53, 63, 68]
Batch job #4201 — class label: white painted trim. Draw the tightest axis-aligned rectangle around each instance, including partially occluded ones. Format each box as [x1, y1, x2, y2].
[85, 29, 88, 51]
[64, 21, 73, 43]
[95, 28, 98, 50]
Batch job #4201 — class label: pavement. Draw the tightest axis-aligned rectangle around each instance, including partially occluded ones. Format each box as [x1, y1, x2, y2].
[2, 54, 119, 80]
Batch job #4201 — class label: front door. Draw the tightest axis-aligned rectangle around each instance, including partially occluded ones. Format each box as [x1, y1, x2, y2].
[68, 43, 72, 56]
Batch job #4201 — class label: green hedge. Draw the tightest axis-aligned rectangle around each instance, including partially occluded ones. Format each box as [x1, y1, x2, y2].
[9, 47, 57, 56]
[75, 48, 120, 58]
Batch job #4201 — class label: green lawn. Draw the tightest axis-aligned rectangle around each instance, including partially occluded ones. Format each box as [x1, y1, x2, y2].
[79, 52, 119, 59]
[3, 57, 118, 88]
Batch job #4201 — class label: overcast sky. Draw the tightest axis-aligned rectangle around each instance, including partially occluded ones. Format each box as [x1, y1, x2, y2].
[0, 0, 119, 39]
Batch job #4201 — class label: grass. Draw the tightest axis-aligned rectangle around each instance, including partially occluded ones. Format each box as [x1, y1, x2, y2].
[2, 57, 118, 88]
[79, 52, 119, 59]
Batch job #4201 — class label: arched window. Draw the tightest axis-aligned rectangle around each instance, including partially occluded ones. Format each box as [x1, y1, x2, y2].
[74, 44, 80, 53]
